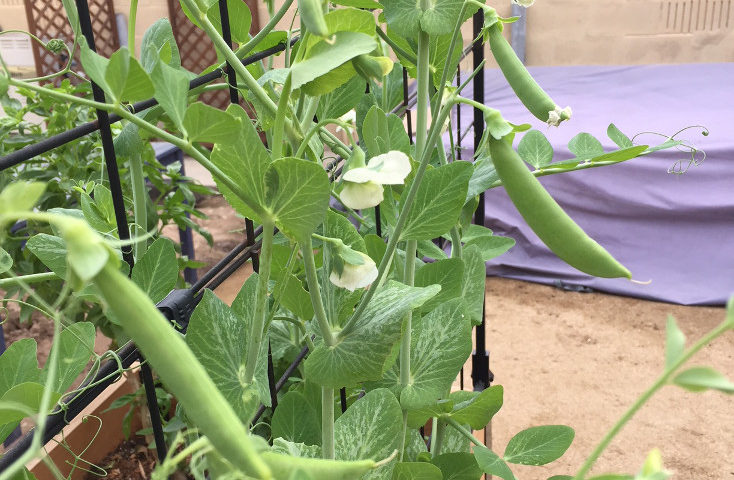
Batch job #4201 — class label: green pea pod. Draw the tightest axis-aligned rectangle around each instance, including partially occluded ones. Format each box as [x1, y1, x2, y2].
[488, 24, 571, 126]
[488, 135, 631, 279]
[352, 54, 393, 83]
[261, 452, 377, 479]
[298, 0, 329, 37]
[92, 261, 273, 479]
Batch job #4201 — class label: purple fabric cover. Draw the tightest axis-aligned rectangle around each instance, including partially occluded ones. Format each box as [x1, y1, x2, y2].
[455, 63, 734, 306]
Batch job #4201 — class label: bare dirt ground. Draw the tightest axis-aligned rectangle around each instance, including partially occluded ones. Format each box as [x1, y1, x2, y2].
[194, 194, 733, 480]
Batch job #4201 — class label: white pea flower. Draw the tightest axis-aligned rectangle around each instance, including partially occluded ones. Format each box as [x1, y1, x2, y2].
[329, 250, 378, 291]
[547, 105, 572, 127]
[340, 151, 411, 210]
[512, 0, 535, 7]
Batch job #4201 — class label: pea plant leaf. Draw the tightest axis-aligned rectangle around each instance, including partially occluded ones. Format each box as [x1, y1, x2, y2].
[78, 39, 110, 93]
[448, 385, 503, 430]
[316, 75, 366, 121]
[183, 102, 242, 145]
[334, 388, 403, 480]
[290, 32, 376, 91]
[362, 106, 411, 157]
[503, 425, 575, 466]
[185, 283, 270, 424]
[401, 161, 473, 240]
[664, 316, 686, 369]
[274, 273, 314, 321]
[431, 452, 483, 480]
[460, 245, 486, 326]
[414, 258, 464, 314]
[140, 19, 181, 71]
[26, 234, 67, 278]
[0, 338, 41, 396]
[400, 299, 472, 410]
[465, 234, 515, 262]
[131, 237, 178, 304]
[518, 130, 554, 168]
[673, 367, 734, 394]
[150, 57, 190, 132]
[0, 382, 62, 425]
[607, 123, 634, 149]
[474, 446, 517, 480]
[332, 0, 381, 8]
[383, 0, 464, 37]
[303, 7, 377, 51]
[206, 0, 252, 44]
[0, 247, 12, 273]
[304, 281, 440, 388]
[105, 48, 154, 103]
[264, 157, 330, 240]
[40, 322, 95, 394]
[0, 182, 45, 216]
[466, 157, 499, 201]
[271, 391, 321, 446]
[392, 462, 443, 480]
[568, 133, 605, 159]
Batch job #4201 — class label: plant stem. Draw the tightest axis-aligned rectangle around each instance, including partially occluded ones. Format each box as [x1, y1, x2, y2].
[301, 236, 336, 346]
[128, 0, 138, 56]
[322, 386, 335, 459]
[375, 28, 417, 65]
[445, 417, 482, 446]
[0, 272, 58, 287]
[573, 319, 733, 480]
[450, 226, 462, 259]
[129, 153, 147, 262]
[235, 0, 295, 59]
[400, 239, 417, 388]
[432, 419, 446, 457]
[243, 221, 274, 386]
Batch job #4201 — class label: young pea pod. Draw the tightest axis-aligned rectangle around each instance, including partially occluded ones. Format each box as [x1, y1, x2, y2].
[488, 23, 571, 126]
[488, 135, 631, 279]
[91, 261, 273, 479]
[261, 453, 377, 479]
[298, 0, 329, 37]
[352, 54, 394, 83]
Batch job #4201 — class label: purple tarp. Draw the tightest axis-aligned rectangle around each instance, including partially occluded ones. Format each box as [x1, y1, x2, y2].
[454, 63, 734, 306]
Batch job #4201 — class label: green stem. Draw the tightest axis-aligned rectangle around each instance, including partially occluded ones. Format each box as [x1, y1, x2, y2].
[128, 0, 138, 56]
[573, 319, 733, 480]
[400, 240, 417, 388]
[375, 28, 417, 65]
[129, 154, 147, 262]
[243, 221, 274, 386]
[301, 236, 336, 346]
[0, 272, 58, 288]
[445, 417, 482, 446]
[322, 386, 335, 459]
[432, 419, 446, 457]
[296, 119, 354, 159]
[415, 31, 430, 158]
[271, 73, 293, 160]
[300, 96, 320, 133]
[318, 128, 353, 159]
[236, 0, 295, 59]
[432, 2, 470, 116]
[450, 226, 462, 259]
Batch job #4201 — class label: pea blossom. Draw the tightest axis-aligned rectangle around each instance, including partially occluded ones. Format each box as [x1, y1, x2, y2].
[329, 250, 378, 291]
[340, 150, 411, 210]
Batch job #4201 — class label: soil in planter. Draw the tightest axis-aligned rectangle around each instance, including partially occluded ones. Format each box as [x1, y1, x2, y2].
[82, 435, 155, 480]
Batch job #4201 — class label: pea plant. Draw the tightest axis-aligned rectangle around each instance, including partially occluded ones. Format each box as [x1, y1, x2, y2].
[0, 0, 730, 479]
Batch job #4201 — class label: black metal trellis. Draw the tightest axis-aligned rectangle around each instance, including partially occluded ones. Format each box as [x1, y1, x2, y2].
[0, 1, 492, 471]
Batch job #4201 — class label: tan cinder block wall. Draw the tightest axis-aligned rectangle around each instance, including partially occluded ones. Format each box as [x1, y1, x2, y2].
[0, 0, 28, 30]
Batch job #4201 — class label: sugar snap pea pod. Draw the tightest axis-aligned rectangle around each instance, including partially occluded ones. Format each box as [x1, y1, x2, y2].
[298, 0, 329, 37]
[489, 135, 631, 278]
[488, 23, 571, 126]
[261, 452, 378, 479]
[91, 261, 273, 479]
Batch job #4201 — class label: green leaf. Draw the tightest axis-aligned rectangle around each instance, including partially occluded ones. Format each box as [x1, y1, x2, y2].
[206, 0, 252, 44]
[449, 385, 503, 430]
[431, 452, 483, 480]
[131, 237, 178, 304]
[0, 182, 46, 216]
[332, 0, 381, 9]
[271, 437, 322, 458]
[460, 245, 485, 326]
[392, 462, 443, 480]
[362, 106, 411, 157]
[41, 322, 95, 394]
[304, 7, 377, 51]
[474, 446, 517, 480]
[503, 425, 575, 466]
[334, 388, 403, 480]
[607, 123, 633, 149]
[416, 239, 448, 261]
[673, 367, 734, 394]
[186, 285, 269, 423]
[210, 104, 271, 222]
[464, 235, 515, 262]
[664, 316, 685, 369]
[150, 58, 190, 131]
[568, 133, 604, 159]
[420, 0, 465, 35]
[0, 382, 61, 424]
[518, 130, 554, 168]
[79, 40, 110, 94]
[0, 338, 41, 395]
[140, 19, 181, 71]
[402, 162, 473, 240]
[26, 234, 67, 278]
[589, 145, 649, 164]
[316, 75, 366, 121]
[183, 102, 242, 145]
[365, 234, 387, 265]
[274, 273, 314, 320]
[0, 246, 12, 273]
[414, 258, 463, 314]
[466, 157, 499, 201]
[304, 281, 439, 388]
[271, 391, 321, 446]
[400, 299, 471, 410]
[105, 48, 154, 103]
[265, 157, 330, 240]
[291, 32, 376, 90]
[403, 429, 429, 462]
[383, 0, 464, 37]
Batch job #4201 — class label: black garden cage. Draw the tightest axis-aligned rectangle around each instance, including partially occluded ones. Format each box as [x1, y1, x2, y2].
[0, 0, 494, 474]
